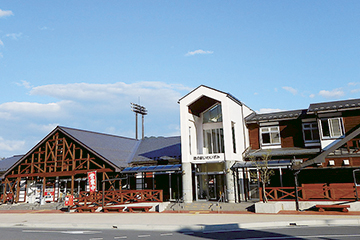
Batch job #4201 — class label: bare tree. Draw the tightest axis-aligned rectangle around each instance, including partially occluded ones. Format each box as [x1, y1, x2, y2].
[250, 150, 274, 203]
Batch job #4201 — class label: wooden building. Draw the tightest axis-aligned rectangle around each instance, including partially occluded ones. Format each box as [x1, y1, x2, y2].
[0, 126, 181, 204]
[236, 98, 360, 201]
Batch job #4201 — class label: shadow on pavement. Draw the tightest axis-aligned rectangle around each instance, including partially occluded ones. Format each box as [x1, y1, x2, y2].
[178, 224, 305, 239]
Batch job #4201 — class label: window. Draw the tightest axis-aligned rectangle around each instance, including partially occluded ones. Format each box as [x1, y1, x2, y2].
[302, 123, 320, 142]
[320, 118, 344, 139]
[189, 127, 192, 155]
[203, 104, 222, 123]
[260, 126, 280, 145]
[203, 128, 224, 154]
[232, 122, 236, 153]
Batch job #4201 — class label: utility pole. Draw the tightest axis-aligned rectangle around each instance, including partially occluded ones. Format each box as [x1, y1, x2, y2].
[131, 103, 147, 140]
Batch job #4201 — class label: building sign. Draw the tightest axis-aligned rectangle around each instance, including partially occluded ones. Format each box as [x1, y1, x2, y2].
[192, 153, 225, 162]
[44, 186, 55, 202]
[65, 195, 74, 206]
[88, 171, 97, 192]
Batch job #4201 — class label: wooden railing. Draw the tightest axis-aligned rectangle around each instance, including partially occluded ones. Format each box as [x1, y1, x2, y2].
[260, 183, 359, 201]
[71, 189, 163, 210]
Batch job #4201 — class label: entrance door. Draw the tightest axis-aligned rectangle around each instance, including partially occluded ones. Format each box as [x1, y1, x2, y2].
[196, 174, 224, 201]
[197, 174, 208, 200]
[26, 180, 42, 204]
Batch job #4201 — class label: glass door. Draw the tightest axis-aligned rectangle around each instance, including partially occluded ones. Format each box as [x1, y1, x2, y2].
[197, 174, 208, 200]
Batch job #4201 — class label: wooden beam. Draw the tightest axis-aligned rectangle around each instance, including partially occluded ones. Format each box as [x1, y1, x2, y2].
[6, 168, 113, 179]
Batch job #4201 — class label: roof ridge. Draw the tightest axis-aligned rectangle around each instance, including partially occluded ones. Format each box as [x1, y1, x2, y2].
[58, 126, 137, 141]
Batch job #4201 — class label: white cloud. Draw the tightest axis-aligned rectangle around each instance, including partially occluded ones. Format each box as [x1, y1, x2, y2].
[309, 94, 315, 98]
[0, 101, 72, 121]
[28, 123, 59, 133]
[348, 82, 359, 86]
[282, 86, 298, 95]
[39, 26, 54, 31]
[30, 81, 191, 111]
[0, 39, 3, 46]
[16, 80, 32, 89]
[0, 81, 191, 157]
[0, 136, 25, 152]
[185, 49, 214, 56]
[319, 89, 345, 99]
[257, 108, 285, 114]
[6, 33, 22, 40]
[0, 9, 13, 18]
[351, 89, 360, 93]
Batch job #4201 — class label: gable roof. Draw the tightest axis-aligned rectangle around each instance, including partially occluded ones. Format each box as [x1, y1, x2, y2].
[1, 126, 181, 176]
[178, 85, 245, 106]
[58, 126, 140, 168]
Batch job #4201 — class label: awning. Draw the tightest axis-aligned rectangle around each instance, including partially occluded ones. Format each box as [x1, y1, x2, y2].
[232, 160, 298, 169]
[121, 164, 182, 173]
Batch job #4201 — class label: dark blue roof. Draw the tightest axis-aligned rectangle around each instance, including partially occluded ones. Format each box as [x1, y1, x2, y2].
[245, 109, 306, 123]
[59, 126, 140, 168]
[308, 98, 360, 113]
[1, 127, 182, 174]
[0, 155, 23, 175]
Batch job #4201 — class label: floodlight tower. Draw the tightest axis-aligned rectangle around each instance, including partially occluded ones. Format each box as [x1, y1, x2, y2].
[131, 103, 147, 140]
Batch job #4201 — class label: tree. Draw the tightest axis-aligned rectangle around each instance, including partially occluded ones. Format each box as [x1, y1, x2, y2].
[250, 150, 274, 203]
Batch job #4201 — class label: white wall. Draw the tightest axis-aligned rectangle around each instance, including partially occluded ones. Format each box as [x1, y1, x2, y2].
[179, 86, 255, 202]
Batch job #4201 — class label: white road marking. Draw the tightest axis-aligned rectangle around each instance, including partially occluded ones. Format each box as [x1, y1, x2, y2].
[138, 234, 151, 238]
[114, 236, 128, 239]
[22, 230, 101, 234]
[160, 233, 173, 236]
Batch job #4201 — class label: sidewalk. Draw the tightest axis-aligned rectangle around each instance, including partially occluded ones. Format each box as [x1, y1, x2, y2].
[0, 211, 360, 232]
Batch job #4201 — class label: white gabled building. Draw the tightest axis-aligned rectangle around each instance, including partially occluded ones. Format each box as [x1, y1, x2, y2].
[179, 85, 254, 203]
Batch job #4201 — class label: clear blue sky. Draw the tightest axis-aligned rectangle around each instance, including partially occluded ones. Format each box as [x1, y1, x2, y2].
[1, 1, 359, 157]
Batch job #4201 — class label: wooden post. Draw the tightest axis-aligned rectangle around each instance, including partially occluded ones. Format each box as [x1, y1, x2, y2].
[102, 180, 105, 210]
[71, 175, 74, 195]
[42, 177, 46, 202]
[15, 177, 20, 203]
[31, 154, 34, 174]
[294, 170, 300, 211]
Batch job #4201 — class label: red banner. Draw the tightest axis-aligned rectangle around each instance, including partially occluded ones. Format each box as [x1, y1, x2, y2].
[65, 195, 73, 206]
[88, 171, 97, 192]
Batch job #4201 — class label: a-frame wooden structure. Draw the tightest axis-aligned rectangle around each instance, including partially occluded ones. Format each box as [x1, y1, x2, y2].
[1, 126, 132, 203]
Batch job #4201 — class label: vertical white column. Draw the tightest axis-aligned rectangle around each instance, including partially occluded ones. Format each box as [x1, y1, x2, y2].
[182, 162, 193, 202]
[225, 160, 236, 203]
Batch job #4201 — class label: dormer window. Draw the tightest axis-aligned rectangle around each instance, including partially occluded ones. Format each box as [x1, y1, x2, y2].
[203, 104, 222, 123]
[260, 126, 281, 146]
[302, 122, 320, 143]
[320, 117, 344, 139]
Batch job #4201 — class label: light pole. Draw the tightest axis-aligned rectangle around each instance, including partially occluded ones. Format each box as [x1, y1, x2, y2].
[131, 103, 147, 140]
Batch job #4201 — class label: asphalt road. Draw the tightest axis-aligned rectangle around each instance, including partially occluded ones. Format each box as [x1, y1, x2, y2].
[1, 226, 360, 240]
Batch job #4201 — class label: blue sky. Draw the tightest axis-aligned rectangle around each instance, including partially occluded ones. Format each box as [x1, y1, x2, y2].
[1, 1, 360, 158]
